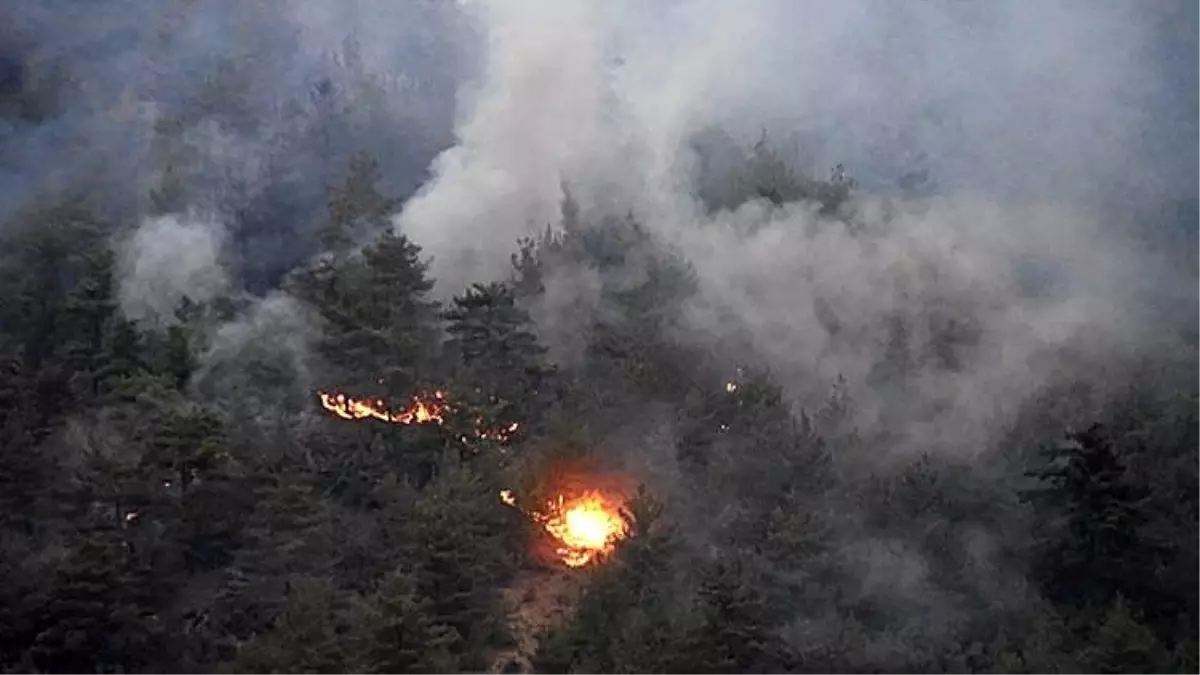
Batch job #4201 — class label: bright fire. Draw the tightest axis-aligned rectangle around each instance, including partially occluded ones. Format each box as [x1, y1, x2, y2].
[318, 390, 448, 423]
[317, 389, 519, 442]
[500, 490, 628, 568]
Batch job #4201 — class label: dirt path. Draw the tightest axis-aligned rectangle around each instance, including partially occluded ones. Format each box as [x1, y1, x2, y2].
[490, 569, 578, 673]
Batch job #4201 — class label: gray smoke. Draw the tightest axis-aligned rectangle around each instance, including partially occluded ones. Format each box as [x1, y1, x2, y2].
[387, 0, 1197, 640]
[116, 213, 230, 325]
[5, 0, 1192, 661]
[396, 0, 1194, 287]
[2, 0, 471, 287]
[393, 0, 1195, 455]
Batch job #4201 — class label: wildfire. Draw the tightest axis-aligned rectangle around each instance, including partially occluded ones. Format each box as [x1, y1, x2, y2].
[478, 420, 521, 442]
[500, 489, 628, 568]
[318, 390, 448, 424]
[317, 389, 519, 442]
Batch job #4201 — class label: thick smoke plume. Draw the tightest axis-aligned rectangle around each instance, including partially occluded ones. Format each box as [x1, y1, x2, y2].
[399, 0, 1195, 285]
[395, 0, 1196, 456]
[387, 2, 1196, 642]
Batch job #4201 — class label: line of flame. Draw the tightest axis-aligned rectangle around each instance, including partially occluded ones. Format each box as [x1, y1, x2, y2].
[317, 390, 520, 442]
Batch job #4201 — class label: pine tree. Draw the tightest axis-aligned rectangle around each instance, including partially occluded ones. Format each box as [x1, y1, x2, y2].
[530, 552, 632, 675]
[678, 367, 829, 520]
[510, 224, 564, 300]
[1082, 597, 1171, 674]
[162, 323, 195, 391]
[289, 150, 438, 395]
[348, 568, 465, 673]
[56, 245, 118, 403]
[133, 400, 244, 575]
[401, 463, 516, 670]
[229, 576, 353, 674]
[2, 192, 109, 432]
[291, 184, 440, 399]
[729, 133, 855, 215]
[443, 282, 553, 434]
[146, 405, 225, 494]
[28, 525, 167, 673]
[682, 557, 791, 673]
[1024, 424, 1166, 613]
[0, 343, 50, 535]
[740, 131, 808, 207]
[95, 317, 149, 398]
[221, 470, 336, 644]
[349, 231, 442, 393]
[322, 151, 398, 252]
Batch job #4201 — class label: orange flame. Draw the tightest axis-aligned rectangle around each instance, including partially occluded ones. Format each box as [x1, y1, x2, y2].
[500, 489, 628, 568]
[317, 389, 519, 443]
[318, 390, 448, 424]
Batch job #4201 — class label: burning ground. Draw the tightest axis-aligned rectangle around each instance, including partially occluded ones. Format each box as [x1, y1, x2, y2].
[315, 382, 639, 670]
[315, 386, 625, 571]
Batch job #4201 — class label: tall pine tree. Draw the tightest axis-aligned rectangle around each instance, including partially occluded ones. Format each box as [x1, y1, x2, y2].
[1024, 424, 1165, 614]
[443, 282, 554, 437]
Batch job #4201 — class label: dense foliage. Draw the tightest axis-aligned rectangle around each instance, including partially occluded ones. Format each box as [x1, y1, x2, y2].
[0, 27, 1195, 672]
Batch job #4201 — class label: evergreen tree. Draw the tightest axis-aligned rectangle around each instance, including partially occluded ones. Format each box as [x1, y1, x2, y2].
[350, 231, 442, 392]
[95, 316, 150, 398]
[727, 132, 856, 215]
[56, 245, 118, 403]
[681, 557, 792, 673]
[289, 153, 440, 399]
[228, 576, 354, 674]
[1024, 424, 1166, 614]
[400, 463, 517, 671]
[221, 470, 336, 646]
[443, 281, 554, 434]
[0, 343, 50, 536]
[28, 525, 168, 673]
[2, 192, 108, 432]
[162, 323, 196, 391]
[290, 236, 441, 396]
[348, 568, 465, 673]
[322, 151, 398, 252]
[1082, 597, 1171, 674]
[531, 565, 626, 674]
[0, 40, 1193, 672]
[678, 367, 829, 521]
[144, 405, 225, 494]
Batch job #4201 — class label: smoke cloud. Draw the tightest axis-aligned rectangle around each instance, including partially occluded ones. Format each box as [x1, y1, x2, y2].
[2, 0, 469, 288]
[397, 0, 1194, 285]
[394, 0, 1196, 460]
[3, 0, 1193, 658]
[386, 1, 1197, 637]
[117, 213, 230, 325]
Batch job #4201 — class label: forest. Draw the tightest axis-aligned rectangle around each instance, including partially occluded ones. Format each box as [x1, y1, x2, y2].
[1, 1, 1197, 673]
[1, 134, 1196, 675]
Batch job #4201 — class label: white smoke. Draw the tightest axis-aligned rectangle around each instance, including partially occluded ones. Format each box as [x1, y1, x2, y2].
[395, 0, 1166, 284]
[394, 0, 620, 292]
[117, 213, 230, 325]
[391, 0, 1174, 462]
